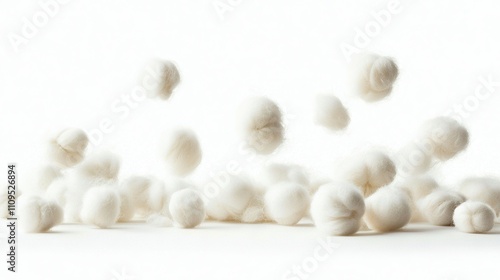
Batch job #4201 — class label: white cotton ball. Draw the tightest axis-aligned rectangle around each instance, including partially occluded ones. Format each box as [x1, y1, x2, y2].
[342, 150, 396, 197]
[314, 94, 350, 131]
[169, 189, 205, 228]
[162, 129, 202, 176]
[37, 163, 63, 191]
[120, 176, 165, 216]
[453, 201, 495, 233]
[159, 178, 196, 218]
[396, 143, 433, 175]
[419, 189, 465, 226]
[350, 53, 398, 102]
[240, 194, 267, 223]
[457, 177, 500, 216]
[310, 182, 365, 236]
[264, 182, 310, 225]
[117, 191, 135, 222]
[364, 187, 411, 232]
[80, 187, 120, 228]
[76, 151, 120, 182]
[238, 96, 284, 154]
[18, 195, 63, 233]
[48, 128, 89, 167]
[257, 163, 309, 191]
[419, 117, 469, 161]
[205, 176, 254, 221]
[143, 59, 180, 100]
[399, 176, 440, 222]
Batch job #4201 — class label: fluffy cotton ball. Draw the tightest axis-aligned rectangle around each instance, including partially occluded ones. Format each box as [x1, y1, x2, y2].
[76, 151, 120, 181]
[364, 187, 411, 232]
[238, 96, 284, 154]
[399, 176, 440, 222]
[169, 189, 205, 228]
[419, 189, 465, 226]
[350, 53, 399, 102]
[264, 182, 310, 225]
[120, 176, 165, 216]
[453, 201, 495, 233]
[342, 150, 396, 197]
[240, 194, 267, 223]
[310, 182, 365, 236]
[396, 143, 434, 175]
[143, 59, 180, 100]
[457, 177, 500, 216]
[314, 94, 350, 131]
[117, 191, 135, 222]
[205, 176, 254, 221]
[419, 117, 469, 161]
[162, 129, 202, 176]
[159, 178, 195, 218]
[257, 163, 309, 191]
[48, 128, 89, 167]
[18, 195, 63, 233]
[80, 187, 120, 228]
[37, 163, 63, 191]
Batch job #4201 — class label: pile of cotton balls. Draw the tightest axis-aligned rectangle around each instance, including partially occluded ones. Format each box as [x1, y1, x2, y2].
[9, 54, 499, 237]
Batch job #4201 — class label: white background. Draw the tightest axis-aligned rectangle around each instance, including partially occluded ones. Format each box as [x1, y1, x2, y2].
[1, 0, 500, 279]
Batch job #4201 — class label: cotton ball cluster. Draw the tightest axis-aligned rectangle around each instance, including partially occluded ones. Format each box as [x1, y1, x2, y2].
[453, 201, 495, 233]
[314, 95, 350, 131]
[311, 182, 365, 236]
[342, 150, 396, 197]
[205, 176, 254, 221]
[418, 189, 465, 226]
[364, 187, 411, 232]
[264, 182, 310, 225]
[37, 163, 63, 191]
[419, 117, 469, 161]
[80, 187, 121, 228]
[238, 96, 284, 154]
[48, 128, 89, 167]
[120, 176, 165, 216]
[143, 59, 180, 100]
[169, 189, 205, 228]
[162, 129, 202, 176]
[350, 53, 399, 102]
[457, 177, 500, 216]
[18, 195, 63, 233]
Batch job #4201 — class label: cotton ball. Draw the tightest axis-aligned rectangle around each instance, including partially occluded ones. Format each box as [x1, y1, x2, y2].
[238, 96, 284, 154]
[160, 178, 195, 217]
[162, 129, 202, 176]
[80, 187, 120, 228]
[419, 189, 465, 226]
[399, 176, 440, 222]
[264, 182, 310, 225]
[314, 94, 350, 130]
[310, 182, 365, 236]
[37, 163, 63, 191]
[453, 201, 495, 233]
[169, 189, 205, 228]
[240, 194, 267, 223]
[457, 177, 500, 216]
[419, 117, 469, 161]
[76, 151, 120, 181]
[18, 195, 63, 233]
[120, 176, 165, 216]
[45, 177, 68, 207]
[364, 187, 411, 232]
[396, 143, 433, 175]
[143, 59, 180, 100]
[117, 191, 135, 222]
[257, 163, 309, 191]
[48, 128, 89, 167]
[342, 150, 396, 197]
[205, 176, 254, 221]
[146, 213, 172, 227]
[350, 53, 398, 102]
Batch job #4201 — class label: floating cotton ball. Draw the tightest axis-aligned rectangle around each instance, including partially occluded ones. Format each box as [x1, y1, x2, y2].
[18, 195, 63, 233]
[350, 53, 399, 102]
[364, 187, 411, 232]
[76, 151, 120, 182]
[257, 163, 309, 191]
[80, 187, 120, 228]
[37, 163, 63, 191]
[162, 129, 202, 176]
[314, 94, 350, 130]
[238, 96, 284, 154]
[419, 117, 469, 161]
[453, 201, 495, 233]
[48, 128, 89, 167]
[419, 189, 465, 226]
[342, 150, 396, 197]
[117, 191, 135, 222]
[264, 182, 310, 225]
[169, 189, 205, 228]
[396, 143, 433, 175]
[457, 177, 500, 216]
[310, 182, 365, 236]
[120, 176, 165, 216]
[143, 59, 180, 100]
[205, 176, 254, 221]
